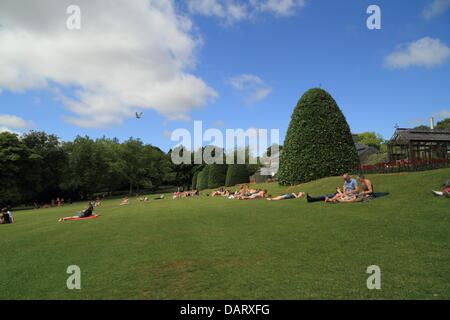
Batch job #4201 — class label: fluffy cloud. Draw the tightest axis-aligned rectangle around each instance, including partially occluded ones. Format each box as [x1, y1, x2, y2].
[0, 0, 217, 128]
[187, 0, 305, 23]
[227, 74, 272, 105]
[384, 37, 450, 69]
[0, 114, 34, 129]
[423, 0, 450, 19]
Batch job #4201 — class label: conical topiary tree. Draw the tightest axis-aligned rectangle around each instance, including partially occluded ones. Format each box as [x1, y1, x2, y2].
[191, 171, 199, 190]
[197, 165, 210, 190]
[278, 88, 360, 185]
[225, 164, 251, 187]
[208, 164, 228, 189]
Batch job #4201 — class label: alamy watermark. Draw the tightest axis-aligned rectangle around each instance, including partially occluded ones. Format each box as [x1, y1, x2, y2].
[169, 121, 280, 174]
[66, 265, 81, 290]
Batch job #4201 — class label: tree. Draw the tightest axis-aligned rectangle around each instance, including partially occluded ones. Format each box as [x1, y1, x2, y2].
[22, 131, 67, 202]
[197, 166, 210, 190]
[191, 171, 199, 190]
[436, 118, 450, 131]
[208, 164, 228, 189]
[278, 88, 360, 185]
[60, 136, 108, 199]
[225, 164, 251, 187]
[0, 132, 35, 206]
[356, 132, 385, 150]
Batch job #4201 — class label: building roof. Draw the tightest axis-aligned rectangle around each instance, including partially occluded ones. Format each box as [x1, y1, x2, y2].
[390, 128, 450, 143]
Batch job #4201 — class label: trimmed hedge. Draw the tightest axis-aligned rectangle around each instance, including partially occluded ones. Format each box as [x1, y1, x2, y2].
[225, 164, 251, 187]
[191, 171, 199, 190]
[208, 164, 228, 189]
[278, 88, 360, 185]
[197, 166, 210, 190]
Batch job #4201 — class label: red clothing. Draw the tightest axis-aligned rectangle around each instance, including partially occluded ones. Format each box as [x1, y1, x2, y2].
[444, 187, 450, 193]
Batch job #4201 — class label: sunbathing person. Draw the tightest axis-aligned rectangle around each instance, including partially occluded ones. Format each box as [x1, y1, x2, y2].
[238, 189, 268, 200]
[120, 197, 130, 205]
[307, 173, 359, 203]
[432, 187, 450, 196]
[267, 192, 305, 200]
[58, 203, 94, 222]
[212, 188, 225, 196]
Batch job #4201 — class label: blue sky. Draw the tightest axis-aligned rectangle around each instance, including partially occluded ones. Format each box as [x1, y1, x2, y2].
[0, 0, 449, 152]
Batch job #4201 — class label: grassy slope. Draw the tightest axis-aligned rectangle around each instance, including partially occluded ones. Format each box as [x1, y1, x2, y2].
[1, 168, 449, 300]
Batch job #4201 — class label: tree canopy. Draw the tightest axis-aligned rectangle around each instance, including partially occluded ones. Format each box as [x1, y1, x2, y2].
[278, 88, 360, 185]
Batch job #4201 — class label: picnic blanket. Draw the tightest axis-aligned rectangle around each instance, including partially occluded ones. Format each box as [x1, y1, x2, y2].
[63, 214, 101, 221]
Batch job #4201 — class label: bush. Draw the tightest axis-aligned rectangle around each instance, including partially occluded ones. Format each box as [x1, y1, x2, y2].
[278, 88, 360, 185]
[225, 164, 251, 187]
[197, 166, 210, 190]
[208, 164, 228, 189]
[191, 171, 199, 190]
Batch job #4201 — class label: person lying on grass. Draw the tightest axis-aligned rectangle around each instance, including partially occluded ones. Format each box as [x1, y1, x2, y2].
[431, 187, 450, 197]
[58, 202, 94, 222]
[237, 189, 268, 200]
[267, 192, 305, 200]
[212, 188, 225, 196]
[120, 197, 130, 205]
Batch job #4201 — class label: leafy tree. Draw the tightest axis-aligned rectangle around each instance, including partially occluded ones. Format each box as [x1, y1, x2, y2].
[197, 166, 210, 190]
[208, 164, 228, 189]
[21, 131, 67, 202]
[278, 88, 360, 185]
[60, 136, 108, 199]
[413, 125, 430, 130]
[225, 164, 251, 186]
[356, 132, 385, 150]
[436, 118, 450, 131]
[191, 171, 199, 190]
[0, 132, 35, 206]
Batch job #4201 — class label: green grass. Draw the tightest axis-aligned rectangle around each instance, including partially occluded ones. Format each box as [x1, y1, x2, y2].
[1, 169, 449, 300]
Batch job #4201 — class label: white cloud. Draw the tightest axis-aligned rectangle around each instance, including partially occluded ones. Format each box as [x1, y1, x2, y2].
[257, 0, 306, 16]
[0, 126, 20, 134]
[187, 0, 305, 23]
[0, 114, 34, 129]
[247, 87, 272, 104]
[384, 37, 450, 69]
[423, 0, 450, 19]
[227, 74, 272, 105]
[0, 0, 217, 128]
[432, 109, 450, 119]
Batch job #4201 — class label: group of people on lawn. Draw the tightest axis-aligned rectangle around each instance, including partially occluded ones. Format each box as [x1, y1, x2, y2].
[208, 173, 374, 203]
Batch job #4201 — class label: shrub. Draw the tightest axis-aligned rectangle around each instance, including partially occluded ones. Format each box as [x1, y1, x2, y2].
[191, 171, 199, 190]
[197, 166, 210, 190]
[225, 164, 251, 187]
[208, 164, 228, 189]
[278, 88, 360, 185]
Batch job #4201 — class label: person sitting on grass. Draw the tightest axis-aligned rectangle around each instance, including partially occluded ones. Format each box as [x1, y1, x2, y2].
[58, 202, 94, 222]
[307, 173, 359, 203]
[267, 192, 305, 200]
[120, 197, 130, 205]
[139, 196, 149, 201]
[0, 208, 14, 224]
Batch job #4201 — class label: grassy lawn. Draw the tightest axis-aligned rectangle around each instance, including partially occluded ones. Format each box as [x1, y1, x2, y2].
[1, 168, 449, 300]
